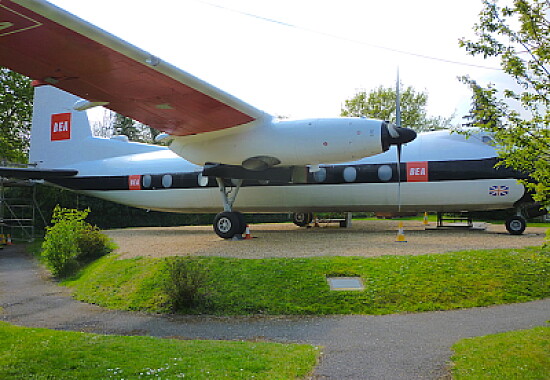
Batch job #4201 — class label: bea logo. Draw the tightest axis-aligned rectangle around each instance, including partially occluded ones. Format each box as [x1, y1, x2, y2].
[128, 175, 142, 190]
[51, 113, 71, 141]
[406, 161, 429, 182]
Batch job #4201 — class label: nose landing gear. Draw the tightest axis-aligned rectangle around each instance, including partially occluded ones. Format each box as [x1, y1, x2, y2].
[505, 215, 527, 235]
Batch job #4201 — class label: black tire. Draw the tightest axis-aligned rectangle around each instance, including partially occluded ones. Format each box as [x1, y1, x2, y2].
[236, 212, 247, 234]
[213, 212, 244, 239]
[292, 212, 313, 227]
[505, 216, 526, 235]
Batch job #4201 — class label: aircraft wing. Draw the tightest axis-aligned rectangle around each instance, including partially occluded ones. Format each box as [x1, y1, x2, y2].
[0, 166, 78, 179]
[0, 0, 269, 136]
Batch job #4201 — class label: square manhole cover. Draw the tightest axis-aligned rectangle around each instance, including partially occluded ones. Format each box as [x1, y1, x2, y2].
[327, 277, 364, 291]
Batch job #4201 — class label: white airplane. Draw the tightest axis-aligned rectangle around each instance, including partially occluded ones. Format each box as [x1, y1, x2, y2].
[0, 0, 544, 238]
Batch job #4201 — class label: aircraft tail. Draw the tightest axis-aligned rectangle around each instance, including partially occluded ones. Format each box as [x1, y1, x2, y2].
[29, 85, 162, 169]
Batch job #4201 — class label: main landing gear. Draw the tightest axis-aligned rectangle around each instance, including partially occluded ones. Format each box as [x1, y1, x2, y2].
[292, 212, 314, 227]
[213, 178, 247, 239]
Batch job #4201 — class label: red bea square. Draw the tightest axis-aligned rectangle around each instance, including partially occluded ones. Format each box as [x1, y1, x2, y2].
[406, 161, 429, 182]
[128, 175, 142, 190]
[50, 113, 71, 141]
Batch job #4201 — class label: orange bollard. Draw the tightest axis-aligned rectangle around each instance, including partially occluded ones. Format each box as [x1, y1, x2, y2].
[244, 225, 253, 240]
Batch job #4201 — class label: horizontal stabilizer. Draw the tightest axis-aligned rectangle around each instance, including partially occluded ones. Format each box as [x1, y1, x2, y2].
[0, 167, 78, 180]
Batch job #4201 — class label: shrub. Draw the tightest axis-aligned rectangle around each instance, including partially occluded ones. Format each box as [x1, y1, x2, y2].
[41, 206, 115, 277]
[77, 225, 117, 262]
[163, 257, 210, 312]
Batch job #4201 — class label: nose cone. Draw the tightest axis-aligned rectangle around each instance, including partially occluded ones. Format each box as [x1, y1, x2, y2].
[381, 122, 417, 151]
[391, 126, 417, 144]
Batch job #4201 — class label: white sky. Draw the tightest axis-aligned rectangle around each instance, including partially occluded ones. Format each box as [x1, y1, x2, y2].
[48, 0, 507, 124]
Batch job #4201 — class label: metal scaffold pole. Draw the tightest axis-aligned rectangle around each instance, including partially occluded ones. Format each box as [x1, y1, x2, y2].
[0, 176, 40, 242]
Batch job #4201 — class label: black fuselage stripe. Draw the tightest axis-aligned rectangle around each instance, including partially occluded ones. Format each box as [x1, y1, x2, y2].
[48, 158, 524, 191]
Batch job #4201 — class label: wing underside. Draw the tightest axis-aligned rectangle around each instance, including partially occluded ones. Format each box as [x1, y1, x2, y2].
[0, 0, 268, 136]
[0, 166, 78, 179]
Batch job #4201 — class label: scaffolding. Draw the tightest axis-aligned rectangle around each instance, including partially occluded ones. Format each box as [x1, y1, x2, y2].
[0, 177, 43, 242]
[436, 212, 473, 228]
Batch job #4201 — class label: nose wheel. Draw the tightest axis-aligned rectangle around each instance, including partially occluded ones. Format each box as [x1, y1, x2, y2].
[505, 215, 526, 235]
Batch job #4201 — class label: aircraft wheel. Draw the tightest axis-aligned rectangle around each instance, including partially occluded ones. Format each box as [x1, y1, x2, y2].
[505, 215, 526, 235]
[236, 212, 247, 234]
[293, 212, 313, 227]
[214, 211, 244, 239]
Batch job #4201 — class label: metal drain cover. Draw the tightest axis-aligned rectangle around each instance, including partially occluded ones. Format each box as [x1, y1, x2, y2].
[327, 277, 364, 291]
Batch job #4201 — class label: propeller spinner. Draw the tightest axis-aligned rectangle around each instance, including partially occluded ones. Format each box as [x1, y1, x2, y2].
[381, 122, 417, 150]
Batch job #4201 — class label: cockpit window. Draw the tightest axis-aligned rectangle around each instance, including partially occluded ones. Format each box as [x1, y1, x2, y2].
[481, 135, 496, 146]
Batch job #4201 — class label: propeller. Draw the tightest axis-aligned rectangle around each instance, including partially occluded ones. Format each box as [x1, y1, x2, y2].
[379, 72, 416, 212]
[380, 122, 415, 212]
[381, 70, 416, 151]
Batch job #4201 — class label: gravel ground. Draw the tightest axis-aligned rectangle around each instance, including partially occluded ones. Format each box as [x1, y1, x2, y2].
[105, 219, 547, 259]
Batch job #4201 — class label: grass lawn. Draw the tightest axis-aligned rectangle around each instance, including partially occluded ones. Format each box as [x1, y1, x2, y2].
[0, 322, 318, 379]
[62, 246, 549, 315]
[450, 326, 549, 379]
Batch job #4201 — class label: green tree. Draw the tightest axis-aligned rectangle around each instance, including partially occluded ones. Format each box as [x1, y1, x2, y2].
[0, 67, 33, 163]
[108, 112, 161, 143]
[341, 85, 453, 132]
[113, 113, 141, 141]
[462, 84, 500, 129]
[459, 0, 549, 207]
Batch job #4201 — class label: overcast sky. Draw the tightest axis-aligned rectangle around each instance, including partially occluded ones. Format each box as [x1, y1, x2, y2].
[48, 0, 507, 125]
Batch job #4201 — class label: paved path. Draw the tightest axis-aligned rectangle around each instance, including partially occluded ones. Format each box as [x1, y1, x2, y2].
[1, 245, 548, 379]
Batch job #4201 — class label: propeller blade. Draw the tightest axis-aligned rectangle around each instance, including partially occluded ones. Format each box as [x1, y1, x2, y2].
[396, 69, 401, 127]
[387, 122, 400, 138]
[380, 71, 416, 151]
[397, 143, 402, 212]
[395, 69, 404, 213]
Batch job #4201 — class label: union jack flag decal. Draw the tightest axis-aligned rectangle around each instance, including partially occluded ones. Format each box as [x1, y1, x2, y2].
[489, 185, 509, 196]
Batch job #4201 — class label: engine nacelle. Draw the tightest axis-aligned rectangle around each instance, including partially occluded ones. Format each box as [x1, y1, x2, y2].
[169, 117, 411, 168]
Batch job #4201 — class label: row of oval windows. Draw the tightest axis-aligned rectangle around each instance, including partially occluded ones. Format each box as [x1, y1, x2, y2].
[142, 166, 394, 189]
[313, 166, 394, 183]
[142, 173, 211, 188]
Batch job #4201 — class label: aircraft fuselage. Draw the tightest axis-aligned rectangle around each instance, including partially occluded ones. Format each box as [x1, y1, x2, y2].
[45, 130, 528, 215]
